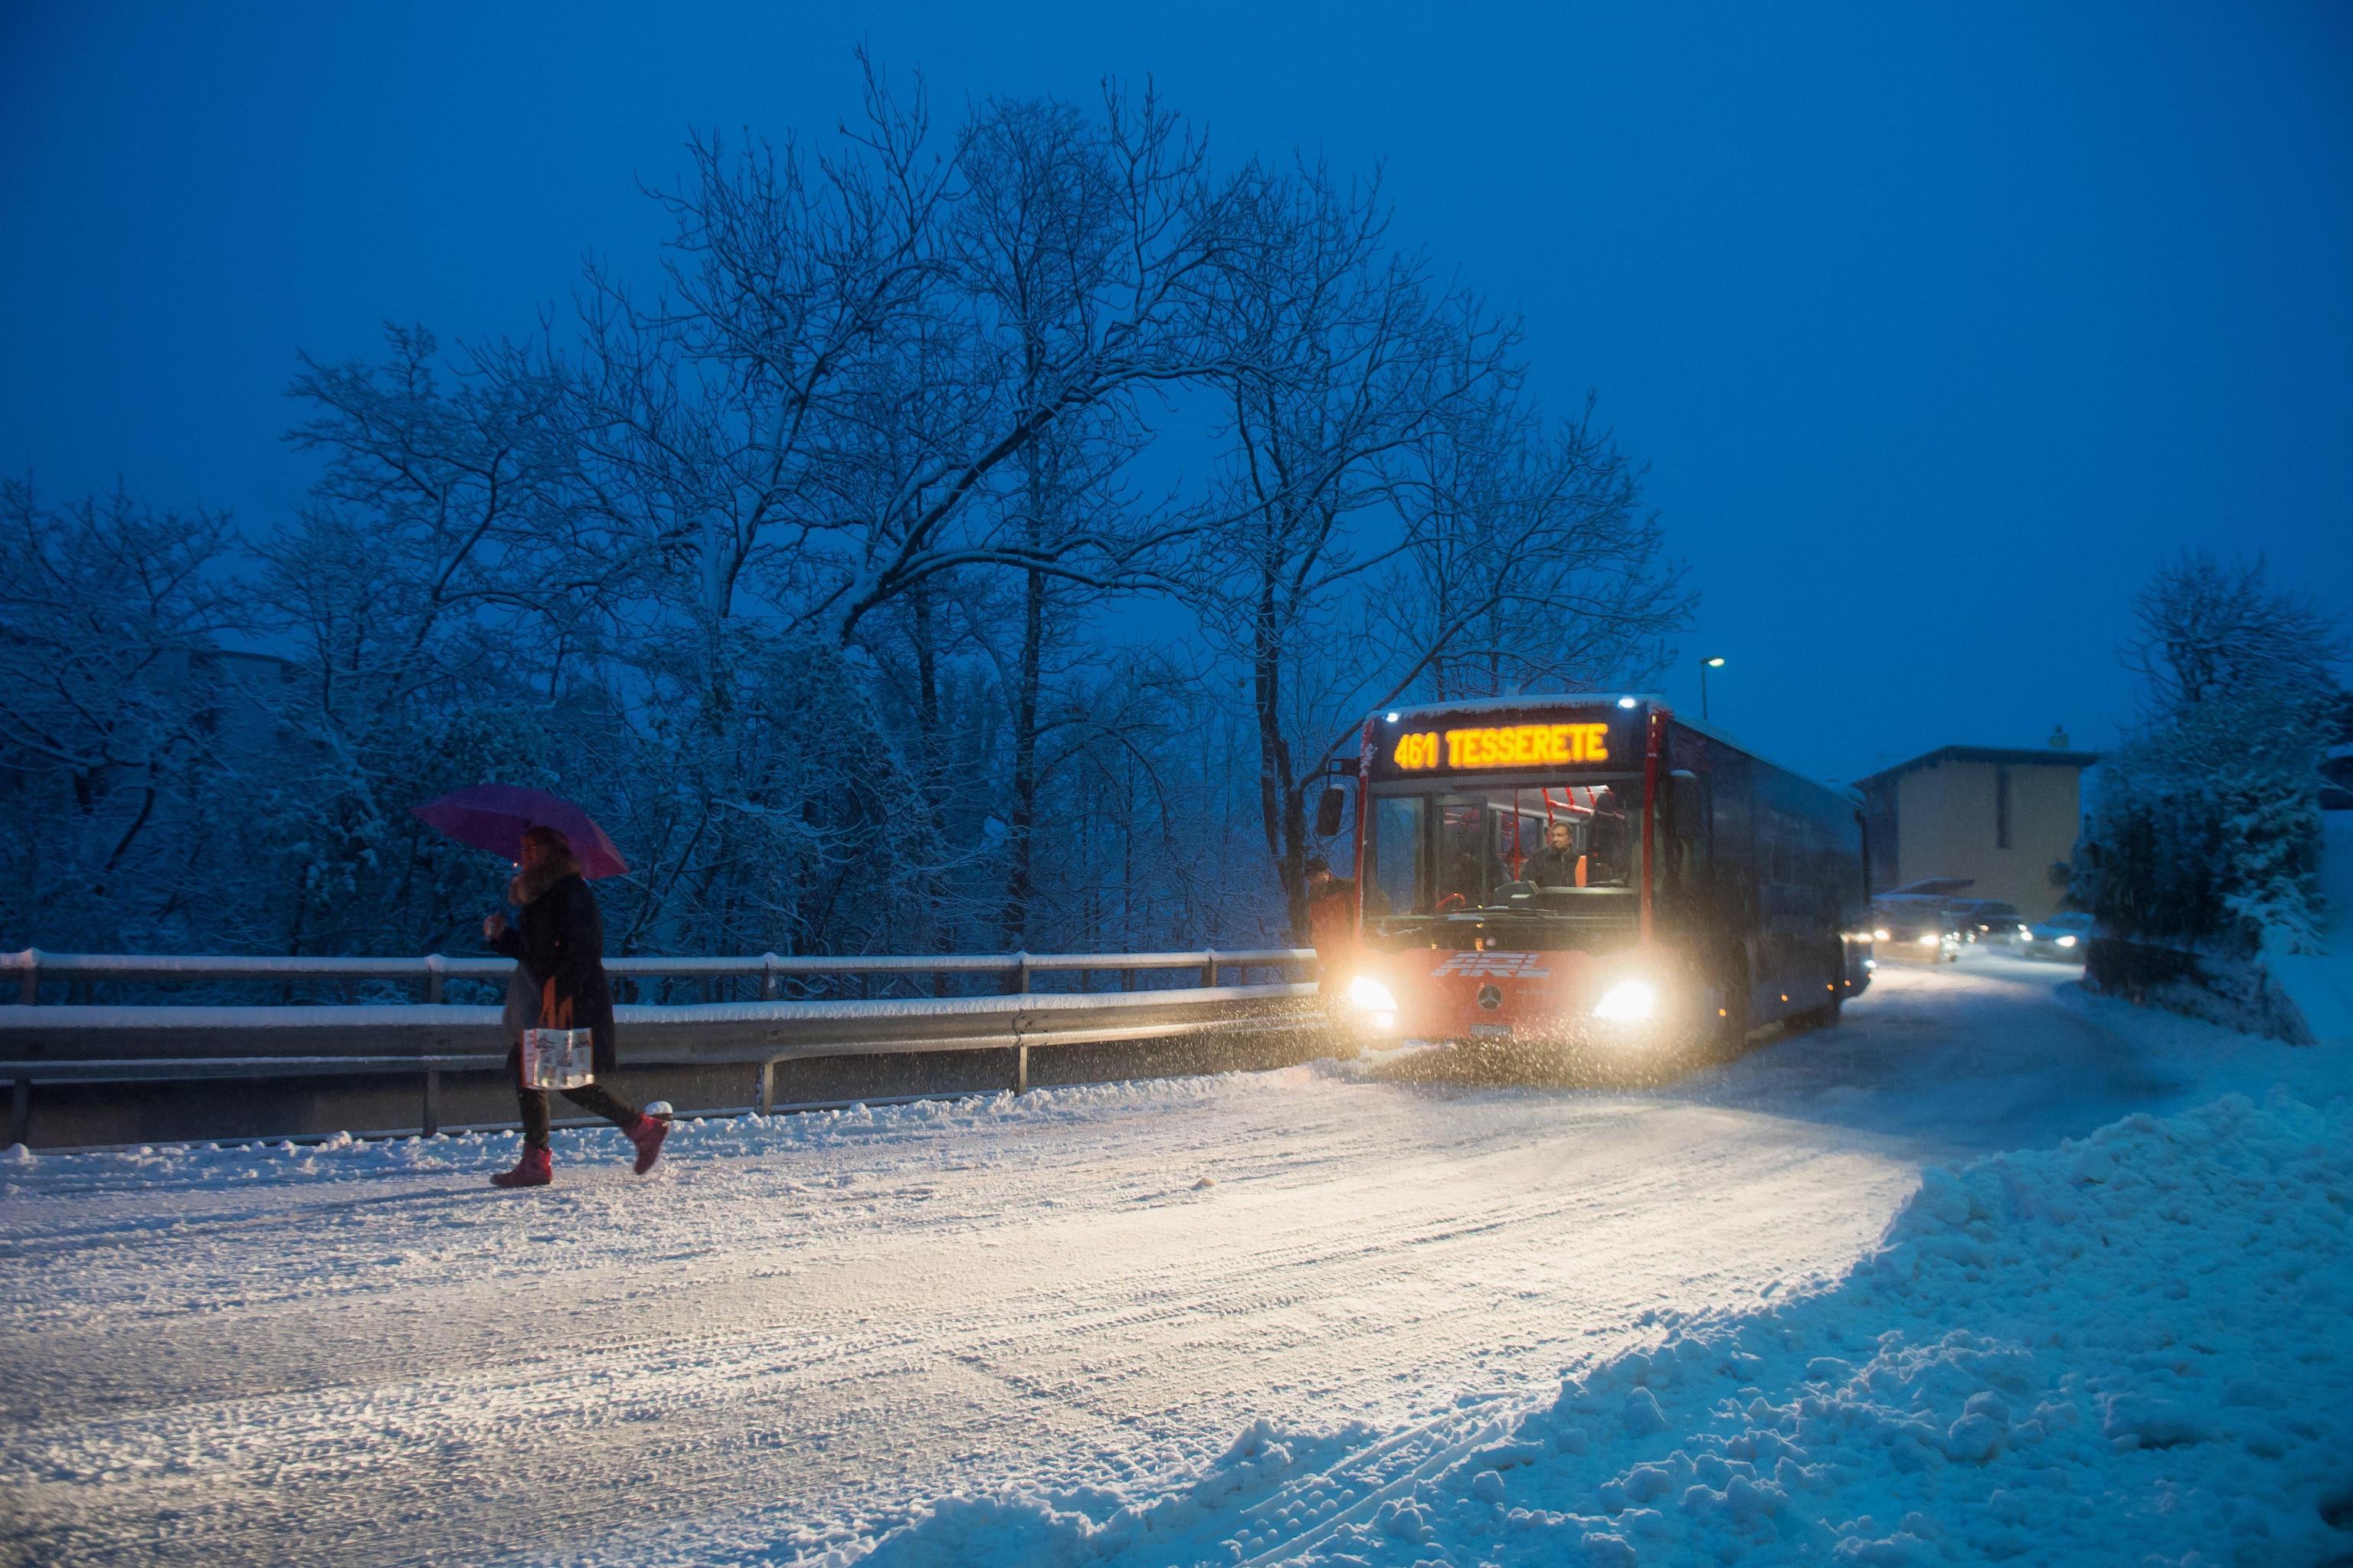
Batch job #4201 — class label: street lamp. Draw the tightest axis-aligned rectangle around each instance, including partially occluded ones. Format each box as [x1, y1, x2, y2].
[1700, 656, 1726, 720]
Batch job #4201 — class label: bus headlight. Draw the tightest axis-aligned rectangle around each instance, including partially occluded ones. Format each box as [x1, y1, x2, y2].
[1345, 975, 1399, 1013]
[1592, 979, 1656, 1021]
[1917, 934, 1940, 949]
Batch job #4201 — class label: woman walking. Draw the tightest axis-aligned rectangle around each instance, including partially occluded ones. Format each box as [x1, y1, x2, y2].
[483, 825, 667, 1188]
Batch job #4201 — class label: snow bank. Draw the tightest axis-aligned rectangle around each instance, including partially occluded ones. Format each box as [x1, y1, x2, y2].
[2263, 811, 2353, 1047]
[836, 1090, 2353, 1567]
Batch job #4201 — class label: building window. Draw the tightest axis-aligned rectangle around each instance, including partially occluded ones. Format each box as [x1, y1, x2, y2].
[1995, 766, 2011, 850]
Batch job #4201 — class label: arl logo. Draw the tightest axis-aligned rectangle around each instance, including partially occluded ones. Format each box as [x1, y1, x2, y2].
[1432, 950, 1551, 980]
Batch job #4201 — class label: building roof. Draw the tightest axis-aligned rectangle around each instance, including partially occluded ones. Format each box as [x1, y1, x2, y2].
[1854, 744, 2103, 790]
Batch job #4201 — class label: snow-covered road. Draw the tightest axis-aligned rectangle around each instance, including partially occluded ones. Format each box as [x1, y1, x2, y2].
[0, 958, 2328, 1566]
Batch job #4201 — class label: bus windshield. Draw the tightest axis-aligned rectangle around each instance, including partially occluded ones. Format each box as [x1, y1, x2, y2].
[1364, 780, 1641, 932]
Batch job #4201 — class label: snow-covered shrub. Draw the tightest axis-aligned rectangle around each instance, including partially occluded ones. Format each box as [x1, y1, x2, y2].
[2078, 691, 2330, 955]
[2076, 555, 2342, 959]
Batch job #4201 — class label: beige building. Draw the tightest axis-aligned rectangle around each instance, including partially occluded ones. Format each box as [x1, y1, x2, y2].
[1857, 739, 2099, 920]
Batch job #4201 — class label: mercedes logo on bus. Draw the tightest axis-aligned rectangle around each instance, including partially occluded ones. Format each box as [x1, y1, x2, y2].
[1476, 984, 1504, 1010]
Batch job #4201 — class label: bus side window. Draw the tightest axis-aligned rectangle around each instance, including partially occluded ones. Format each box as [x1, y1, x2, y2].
[1684, 775, 1711, 883]
[1371, 797, 1424, 915]
[1665, 768, 1710, 888]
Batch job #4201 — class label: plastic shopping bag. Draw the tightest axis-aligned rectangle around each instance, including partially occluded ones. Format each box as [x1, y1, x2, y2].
[522, 1027, 596, 1089]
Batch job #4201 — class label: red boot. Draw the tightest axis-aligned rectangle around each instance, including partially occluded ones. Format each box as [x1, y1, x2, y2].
[627, 1114, 669, 1176]
[492, 1147, 552, 1188]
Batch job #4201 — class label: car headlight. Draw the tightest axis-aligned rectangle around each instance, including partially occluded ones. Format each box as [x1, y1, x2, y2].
[1872, 928, 1890, 942]
[2056, 934, 2077, 948]
[1917, 933, 1940, 948]
[1344, 974, 1399, 1012]
[1592, 979, 1656, 1021]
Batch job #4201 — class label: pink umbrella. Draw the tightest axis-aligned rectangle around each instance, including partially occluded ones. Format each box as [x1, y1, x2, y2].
[411, 784, 630, 879]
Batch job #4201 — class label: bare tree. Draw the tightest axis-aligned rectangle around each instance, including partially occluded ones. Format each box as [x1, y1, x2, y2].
[558, 65, 955, 652]
[3, 60, 1694, 969]
[551, 74, 1256, 952]
[1193, 165, 1512, 933]
[1190, 169, 1691, 934]
[823, 80, 1252, 645]
[823, 80, 1255, 951]
[254, 325, 634, 955]
[1378, 388, 1688, 705]
[0, 480, 249, 944]
[2122, 551, 2345, 721]
[278, 326, 596, 711]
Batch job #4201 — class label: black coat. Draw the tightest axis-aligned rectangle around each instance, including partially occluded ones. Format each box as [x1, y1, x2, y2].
[489, 873, 619, 1072]
[1521, 845, 1582, 887]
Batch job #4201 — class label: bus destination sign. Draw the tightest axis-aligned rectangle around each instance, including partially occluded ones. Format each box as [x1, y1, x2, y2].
[1392, 721, 1614, 772]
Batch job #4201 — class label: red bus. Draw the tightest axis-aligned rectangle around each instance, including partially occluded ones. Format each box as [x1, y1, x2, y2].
[1314, 695, 1871, 1062]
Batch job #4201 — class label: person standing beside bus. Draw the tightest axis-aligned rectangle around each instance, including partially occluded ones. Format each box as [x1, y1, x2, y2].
[1304, 856, 1358, 991]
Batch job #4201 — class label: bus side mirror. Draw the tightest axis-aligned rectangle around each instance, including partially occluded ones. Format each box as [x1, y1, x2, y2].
[1314, 787, 1346, 838]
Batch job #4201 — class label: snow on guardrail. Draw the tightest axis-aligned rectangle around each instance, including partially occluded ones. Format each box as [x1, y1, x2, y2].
[2, 946, 1315, 1006]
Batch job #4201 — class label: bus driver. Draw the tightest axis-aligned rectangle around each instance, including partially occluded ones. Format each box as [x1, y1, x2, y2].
[1520, 820, 1587, 889]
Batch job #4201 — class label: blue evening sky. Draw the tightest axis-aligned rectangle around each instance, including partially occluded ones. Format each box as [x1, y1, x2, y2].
[4, 1, 2348, 782]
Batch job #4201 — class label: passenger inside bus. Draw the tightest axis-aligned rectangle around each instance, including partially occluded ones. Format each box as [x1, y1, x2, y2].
[1576, 788, 1633, 886]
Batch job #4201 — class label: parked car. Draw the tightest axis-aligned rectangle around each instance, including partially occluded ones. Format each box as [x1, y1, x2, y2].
[2022, 911, 2094, 961]
[1952, 899, 2030, 950]
[1870, 895, 1962, 963]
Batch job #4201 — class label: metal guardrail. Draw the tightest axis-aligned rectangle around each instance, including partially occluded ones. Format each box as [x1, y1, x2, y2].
[0, 948, 1323, 1145]
[1, 946, 1305, 1003]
